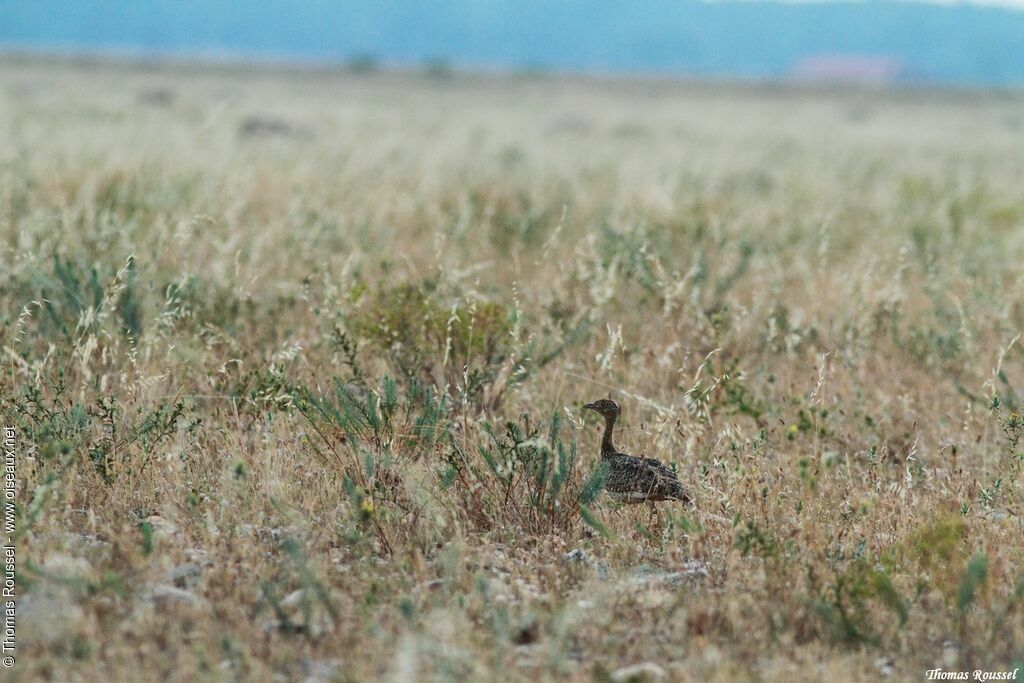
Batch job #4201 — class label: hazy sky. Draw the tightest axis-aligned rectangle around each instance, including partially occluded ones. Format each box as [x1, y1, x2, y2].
[729, 0, 1024, 5]
[4, 0, 1022, 86]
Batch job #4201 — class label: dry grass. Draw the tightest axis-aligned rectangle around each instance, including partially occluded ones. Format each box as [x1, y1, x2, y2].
[4, 58, 1024, 681]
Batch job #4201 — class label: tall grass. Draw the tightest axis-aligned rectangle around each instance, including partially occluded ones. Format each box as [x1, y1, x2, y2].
[4, 58, 1024, 681]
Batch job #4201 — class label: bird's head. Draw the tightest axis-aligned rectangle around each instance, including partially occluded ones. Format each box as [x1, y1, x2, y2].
[582, 399, 620, 418]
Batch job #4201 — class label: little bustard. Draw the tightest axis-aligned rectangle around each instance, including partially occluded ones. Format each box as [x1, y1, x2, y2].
[582, 399, 690, 506]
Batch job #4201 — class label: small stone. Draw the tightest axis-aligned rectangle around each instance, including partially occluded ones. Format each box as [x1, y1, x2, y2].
[42, 552, 92, 577]
[656, 572, 686, 588]
[514, 643, 543, 668]
[874, 655, 895, 676]
[64, 532, 111, 553]
[611, 662, 668, 682]
[564, 549, 591, 563]
[186, 548, 211, 564]
[302, 658, 343, 683]
[630, 566, 677, 587]
[281, 589, 306, 610]
[980, 508, 1010, 521]
[20, 591, 86, 647]
[168, 563, 203, 589]
[276, 589, 332, 637]
[150, 584, 202, 607]
[415, 579, 445, 593]
[563, 548, 610, 580]
[680, 559, 710, 579]
[942, 640, 959, 668]
[145, 515, 178, 538]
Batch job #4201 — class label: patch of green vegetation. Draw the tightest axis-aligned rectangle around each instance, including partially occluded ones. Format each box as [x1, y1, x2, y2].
[811, 558, 908, 647]
[349, 281, 513, 392]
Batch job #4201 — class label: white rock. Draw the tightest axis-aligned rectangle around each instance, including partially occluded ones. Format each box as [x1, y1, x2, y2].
[145, 515, 178, 538]
[42, 552, 92, 577]
[19, 591, 86, 647]
[980, 508, 1010, 521]
[564, 548, 591, 563]
[168, 563, 203, 589]
[611, 662, 667, 682]
[302, 658, 343, 683]
[680, 559, 710, 578]
[150, 584, 202, 607]
[281, 588, 306, 610]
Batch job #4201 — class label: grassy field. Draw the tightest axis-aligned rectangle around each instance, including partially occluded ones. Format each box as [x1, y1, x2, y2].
[4, 58, 1024, 681]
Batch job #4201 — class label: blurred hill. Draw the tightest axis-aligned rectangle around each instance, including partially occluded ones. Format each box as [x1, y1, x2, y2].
[3, 0, 1023, 86]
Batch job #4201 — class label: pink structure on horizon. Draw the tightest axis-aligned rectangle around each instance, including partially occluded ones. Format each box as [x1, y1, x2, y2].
[792, 55, 908, 84]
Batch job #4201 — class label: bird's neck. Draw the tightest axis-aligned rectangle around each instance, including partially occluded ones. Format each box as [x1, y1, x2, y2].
[600, 414, 617, 457]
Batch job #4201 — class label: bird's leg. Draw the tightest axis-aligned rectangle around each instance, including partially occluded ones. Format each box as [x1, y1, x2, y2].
[647, 501, 659, 533]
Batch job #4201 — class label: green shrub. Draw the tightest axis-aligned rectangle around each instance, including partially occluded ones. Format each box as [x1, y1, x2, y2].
[349, 282, 513, 397]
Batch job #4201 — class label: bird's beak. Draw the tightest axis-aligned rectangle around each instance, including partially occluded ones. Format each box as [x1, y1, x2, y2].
[582, 402, 597, 411]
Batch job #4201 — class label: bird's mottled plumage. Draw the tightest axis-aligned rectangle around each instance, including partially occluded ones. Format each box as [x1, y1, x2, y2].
[582, 399, 690, 504]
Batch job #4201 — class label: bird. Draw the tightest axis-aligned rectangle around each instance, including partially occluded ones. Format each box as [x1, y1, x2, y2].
[582, 399, 691, 509]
